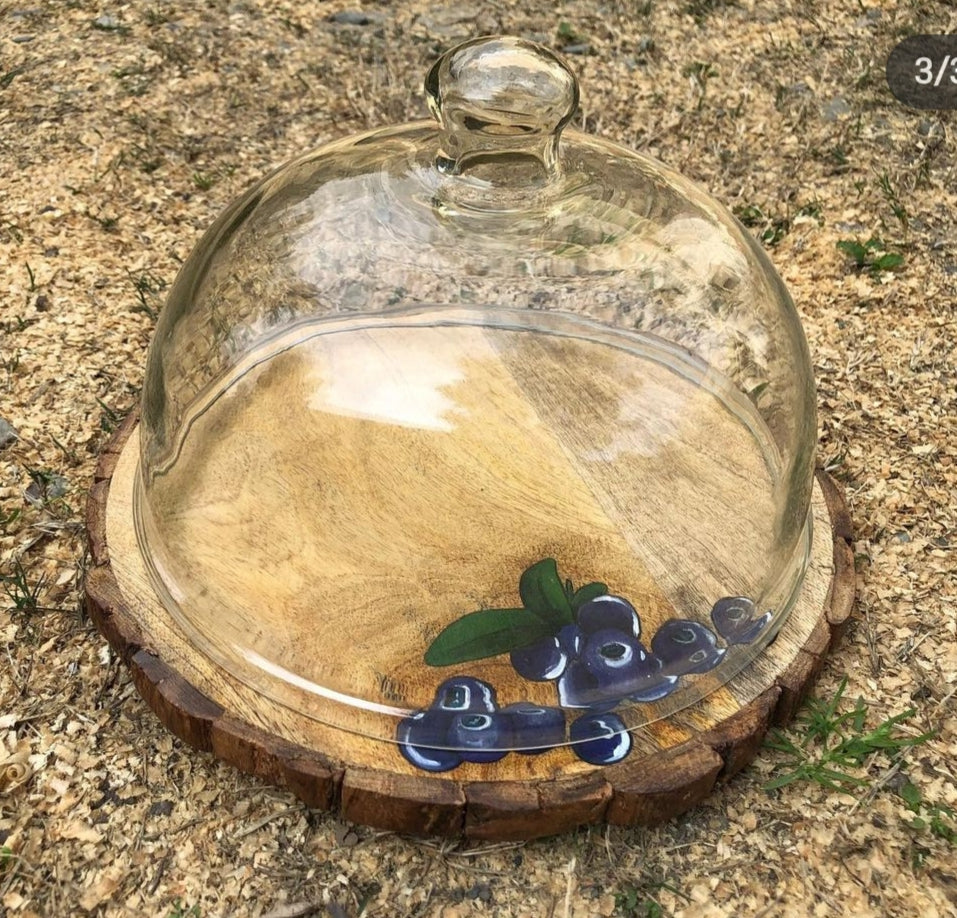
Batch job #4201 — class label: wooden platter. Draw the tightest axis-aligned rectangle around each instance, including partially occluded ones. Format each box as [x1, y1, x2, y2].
[85, 407, 854, 840]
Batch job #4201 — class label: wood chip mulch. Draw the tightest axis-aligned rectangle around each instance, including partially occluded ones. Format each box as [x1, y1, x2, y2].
[1, 1, 955, 916]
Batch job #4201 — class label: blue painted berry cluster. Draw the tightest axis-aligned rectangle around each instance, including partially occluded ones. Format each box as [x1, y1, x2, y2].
[514, 593, 769, 711]
[397, 676, 565, 772]
[514, 594, 682, 709]
[398, 560, 773, 773]
[397, 676, 636, 770]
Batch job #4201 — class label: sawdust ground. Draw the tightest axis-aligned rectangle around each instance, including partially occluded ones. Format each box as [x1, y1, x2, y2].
[1, 1, 956, 916]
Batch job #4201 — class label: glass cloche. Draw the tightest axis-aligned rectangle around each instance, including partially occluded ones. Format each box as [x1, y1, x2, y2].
[134, 37, 816, 769]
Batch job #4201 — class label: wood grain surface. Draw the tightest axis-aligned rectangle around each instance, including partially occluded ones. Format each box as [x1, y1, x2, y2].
[86, 408, 854, 839]
[137, 321, 787, 729]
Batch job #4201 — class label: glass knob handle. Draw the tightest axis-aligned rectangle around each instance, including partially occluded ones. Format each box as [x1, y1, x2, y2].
[425, 36, 579, 178]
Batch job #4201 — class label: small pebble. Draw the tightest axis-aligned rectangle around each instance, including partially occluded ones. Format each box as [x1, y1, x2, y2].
[24, 482, 43, 506]
[917, 119, 945, 141]
[466, 883, 493, 903]
[418, 5, 482, 39]
[821, 97, 851, 122]
[148, 799, 174, 818]
[0, 418, 18, 449]
[563, 43, 591, 55]
[332, 822, 359, 846]
[328, 10, 374, 26]
[24, 473, 69, 506]
[92, 13, 121, 30]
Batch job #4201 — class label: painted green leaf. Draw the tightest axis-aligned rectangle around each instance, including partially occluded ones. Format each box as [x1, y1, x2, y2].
[519, 558, 574, 626]
[571, 581, 608, 612]
[424, 608, 554, 667]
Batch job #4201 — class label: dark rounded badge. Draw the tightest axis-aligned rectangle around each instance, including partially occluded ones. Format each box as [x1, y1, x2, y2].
[887, 35, 957, 109]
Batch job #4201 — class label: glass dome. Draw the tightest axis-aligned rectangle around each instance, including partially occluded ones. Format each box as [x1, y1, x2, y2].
[135, 37, 816, 768]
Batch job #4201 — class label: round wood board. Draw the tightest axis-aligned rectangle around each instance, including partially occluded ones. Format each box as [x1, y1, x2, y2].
[85, 409, 854, 840]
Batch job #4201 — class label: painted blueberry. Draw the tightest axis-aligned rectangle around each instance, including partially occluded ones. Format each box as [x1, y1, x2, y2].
[569, 711, 632, 765]
[580, 627, 641, 678]
[576, 594, 641, 638]
[557, 623, 583, 658]
[500, 702, 566, 754]
[579, 629, 679, 703]
[447, 711, 507, 763]
[397, 709, 460, 772]
[556, 659, 618, 710]
[510, 635, 568, 681]
[651, 619, 726, 677]
[432, 676, 498, 714]
[623, 651, 680, 703]
[711, 596, 772, 645]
